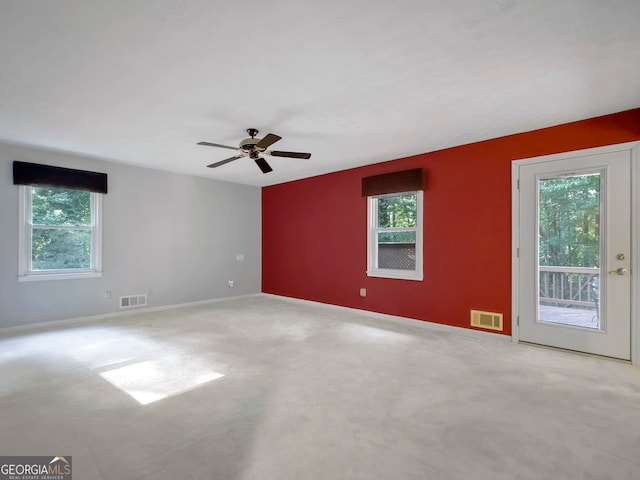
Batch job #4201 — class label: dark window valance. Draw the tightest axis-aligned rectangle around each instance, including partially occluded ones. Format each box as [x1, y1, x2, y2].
[362, 168, 424, 197]
[13, 161, 108, 194]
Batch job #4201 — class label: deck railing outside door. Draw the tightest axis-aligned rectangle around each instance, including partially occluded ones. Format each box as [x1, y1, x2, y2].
[539, 266, 599, 309]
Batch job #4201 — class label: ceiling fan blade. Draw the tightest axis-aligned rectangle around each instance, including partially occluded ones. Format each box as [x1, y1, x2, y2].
[207, 155, 244, 168]
[256, 133, 281, 150]
[198, 141, 238, 151]
[269, 150, 312, 159]
[254, 157, 273, 174]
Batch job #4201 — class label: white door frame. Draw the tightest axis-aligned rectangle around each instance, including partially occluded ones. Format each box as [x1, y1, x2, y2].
[512, 141, 640, 365]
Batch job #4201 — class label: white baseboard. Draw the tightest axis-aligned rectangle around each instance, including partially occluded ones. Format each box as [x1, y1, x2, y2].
[261, 293, 512, 342]
[0, 293, 262, 337]
[2, 292, 513, 344]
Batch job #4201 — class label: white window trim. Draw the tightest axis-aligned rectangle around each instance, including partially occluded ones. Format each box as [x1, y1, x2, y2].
[18, 185, 103, 282]
[367, 190, 423, 281]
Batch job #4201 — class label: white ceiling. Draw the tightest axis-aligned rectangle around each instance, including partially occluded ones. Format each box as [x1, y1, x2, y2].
[0, 1, 638, 187]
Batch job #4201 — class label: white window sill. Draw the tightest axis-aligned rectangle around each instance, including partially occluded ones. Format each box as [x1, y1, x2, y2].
[18, 271, 103, 282]
[367, 269, 423, 281]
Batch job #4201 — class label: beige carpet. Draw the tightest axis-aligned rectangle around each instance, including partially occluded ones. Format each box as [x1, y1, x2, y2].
[1, 295, 639, 479]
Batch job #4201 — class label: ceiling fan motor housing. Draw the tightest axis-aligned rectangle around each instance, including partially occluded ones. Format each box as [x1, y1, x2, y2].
[240, 137, 261, 152]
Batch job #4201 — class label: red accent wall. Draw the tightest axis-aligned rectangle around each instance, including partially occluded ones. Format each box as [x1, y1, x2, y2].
[262, 109, 640, 336]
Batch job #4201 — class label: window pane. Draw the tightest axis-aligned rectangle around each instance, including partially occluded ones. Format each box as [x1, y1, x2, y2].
[378, 194, 417, 228]
[537, 173, 601, 329]
[32, 187, 91, 227]
[32, 228, 91, 270]
[378, 231, 416, 270]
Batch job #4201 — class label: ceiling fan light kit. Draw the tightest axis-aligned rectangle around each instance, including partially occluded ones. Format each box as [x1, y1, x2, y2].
[198, 128, 311, 174]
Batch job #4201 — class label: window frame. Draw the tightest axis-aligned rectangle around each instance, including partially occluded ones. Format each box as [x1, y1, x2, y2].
[367, 190, 423, 281]
[18, 185, 103, 282]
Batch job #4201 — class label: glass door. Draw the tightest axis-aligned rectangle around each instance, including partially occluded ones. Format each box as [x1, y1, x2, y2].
[517, 150, 631, 360]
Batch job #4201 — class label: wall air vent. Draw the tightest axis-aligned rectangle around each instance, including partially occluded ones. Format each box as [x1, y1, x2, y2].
[120, 294, 147, 309]
[470, 310, 503, 331]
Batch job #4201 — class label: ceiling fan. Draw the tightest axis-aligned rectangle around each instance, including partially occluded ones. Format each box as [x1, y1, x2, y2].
[197, 128, 311, 174]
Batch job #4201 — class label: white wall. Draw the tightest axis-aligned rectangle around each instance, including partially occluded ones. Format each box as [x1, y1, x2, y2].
[0, 142, 262, 327]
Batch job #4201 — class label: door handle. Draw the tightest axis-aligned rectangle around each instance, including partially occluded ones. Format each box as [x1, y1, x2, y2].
[608, 267, 627, 275]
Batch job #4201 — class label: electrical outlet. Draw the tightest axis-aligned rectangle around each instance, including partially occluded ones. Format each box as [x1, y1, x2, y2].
[360, 288, 367, 297]
[228, 280, 234, 288]
[105, 290, 111, 299]
[236, 254, 245, 261]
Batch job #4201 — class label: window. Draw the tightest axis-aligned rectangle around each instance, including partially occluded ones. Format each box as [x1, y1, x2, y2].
[367, 190, 423, 280]
[18, 185, 102, 281]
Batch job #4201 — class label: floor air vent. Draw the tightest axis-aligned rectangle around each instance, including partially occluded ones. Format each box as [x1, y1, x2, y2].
[120, 294, 147, 309]
[470, 310, 503, 331]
